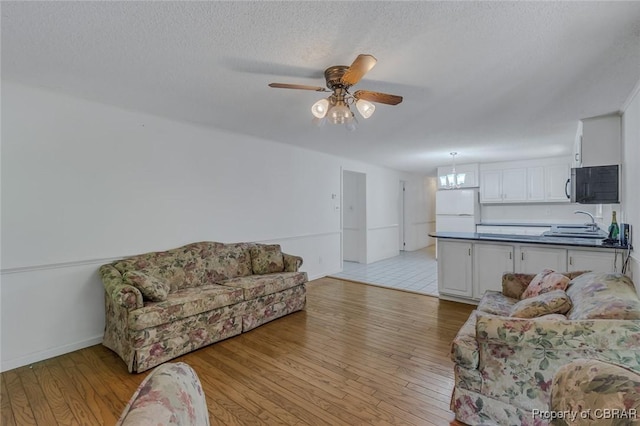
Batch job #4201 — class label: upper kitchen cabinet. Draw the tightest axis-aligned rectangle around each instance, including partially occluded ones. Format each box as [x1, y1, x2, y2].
[480, 158, 571, 204]
[574, 114, 621, 167]
[437, 163, 479, 189]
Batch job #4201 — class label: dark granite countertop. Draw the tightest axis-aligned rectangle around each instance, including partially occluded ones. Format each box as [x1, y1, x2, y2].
[429, 231, 631, 250]
[477, 223, 554, 227]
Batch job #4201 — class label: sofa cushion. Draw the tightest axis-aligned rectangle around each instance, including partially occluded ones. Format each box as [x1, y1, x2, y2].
[521, 269, 570, 299]
[477, 291, 518, 316]
[129, 284, 244, 330]
[204, 243, 253, 281]
[250, 244, 285, 275]
[221, 271, 307, 300]
[501, 271, 589, 299]
[114, 243, 215, 291]
[510, 290, 572, 318]
[123, 271, 170, 302]
[566, 272, 640, 320]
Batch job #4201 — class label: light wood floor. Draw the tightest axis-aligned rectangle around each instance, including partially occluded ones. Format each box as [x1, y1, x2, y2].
[1, 277, 474, 426]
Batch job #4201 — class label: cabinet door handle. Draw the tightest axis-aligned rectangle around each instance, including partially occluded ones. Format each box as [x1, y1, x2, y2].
[569, 256, 573, 266]
[509, 252, 512, 260]
[468, 248, 471, 256]
[521, 252, 524, 261]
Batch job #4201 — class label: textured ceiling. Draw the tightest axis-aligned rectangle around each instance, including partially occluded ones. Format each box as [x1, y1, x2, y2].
[3, 1, 640, 174]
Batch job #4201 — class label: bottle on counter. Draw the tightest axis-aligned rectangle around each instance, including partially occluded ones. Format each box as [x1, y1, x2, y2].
[608, 210, 619, 240]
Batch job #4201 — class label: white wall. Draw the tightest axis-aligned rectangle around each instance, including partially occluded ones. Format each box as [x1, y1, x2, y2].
[621, 79, 640, 289]
[481, 203, 619, 230]
[0, 81, 430, 371]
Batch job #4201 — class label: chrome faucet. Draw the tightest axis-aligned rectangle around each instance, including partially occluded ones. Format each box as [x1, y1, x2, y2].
[574, 210, 598, 231]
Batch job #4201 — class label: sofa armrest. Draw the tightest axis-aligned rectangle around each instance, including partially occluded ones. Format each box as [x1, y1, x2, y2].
[99, 264, 143, 310]
[116, 362, 210, 426]
[551, 359, 640, 425]
[283, 252, 303, 272]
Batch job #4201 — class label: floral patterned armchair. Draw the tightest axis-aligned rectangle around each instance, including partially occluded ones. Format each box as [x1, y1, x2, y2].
[117, 362, 209, 426]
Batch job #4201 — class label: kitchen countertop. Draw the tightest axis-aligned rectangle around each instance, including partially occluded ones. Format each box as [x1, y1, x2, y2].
[477, 222, 554, 227]
[429, 231, 631, 250]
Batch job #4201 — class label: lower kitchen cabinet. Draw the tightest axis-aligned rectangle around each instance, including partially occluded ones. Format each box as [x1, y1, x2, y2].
[437, 240, 473, 298]
[473, 243, 514, 298]
[567, 249, 621, 273]
[437, 238, 625, 304]
[518, 246, 567, 273]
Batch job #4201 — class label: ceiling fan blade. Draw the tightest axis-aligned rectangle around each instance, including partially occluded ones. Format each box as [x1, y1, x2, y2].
[354, 90, 403, 105]
[341, 54, 377, 86]
[268, 83, 329, 92]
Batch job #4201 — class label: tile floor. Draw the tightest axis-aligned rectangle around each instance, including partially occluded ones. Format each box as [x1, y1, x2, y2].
[330, 245, 439, 297]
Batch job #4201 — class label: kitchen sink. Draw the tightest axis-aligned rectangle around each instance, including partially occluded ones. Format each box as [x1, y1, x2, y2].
[543, 224, 607, 239]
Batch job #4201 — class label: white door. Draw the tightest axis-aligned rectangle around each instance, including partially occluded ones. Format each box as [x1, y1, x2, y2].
[438, 241, 473, 297]
[545, 164, 571, 202]
[502, 168, 527, 202]
[527, 167, 545, 201]
[518, 246, 567, 273]
[436, 189, 477, 215]
[436, 216, 477, 233]
[474, 244, 515, 298]
[568, 250, 618, 273]
[480, 170, 503, 203]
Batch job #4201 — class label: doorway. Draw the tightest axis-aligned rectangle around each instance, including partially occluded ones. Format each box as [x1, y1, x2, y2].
[399, 180, 406, 251]
[342, 170, 367, 263]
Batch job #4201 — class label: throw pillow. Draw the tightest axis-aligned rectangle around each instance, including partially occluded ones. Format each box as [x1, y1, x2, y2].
[123, 270, 170, 302]
[250, 244, 285, 275]
[510, 290, 572, 318]
[521, 269, 570, 299]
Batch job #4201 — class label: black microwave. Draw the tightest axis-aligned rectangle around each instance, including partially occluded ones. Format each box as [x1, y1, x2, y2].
[570, 165, 619, 204]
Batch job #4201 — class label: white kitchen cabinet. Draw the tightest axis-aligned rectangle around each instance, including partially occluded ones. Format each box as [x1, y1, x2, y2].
[473, 244, 514, 298]
[480, 160, 571, 204]
[437, 238, 625, 303]
[545, 164, 571, 202]
[517, 246, 567, 274]
[568, 249, 621, 273]
[479, 170, 503, 203]
[578, 114, 621, 167]
[437, 240, 473, 297]
[527, 166, 545, 201]
[480, 167, 528, 203]
[501, 168, 528, 202]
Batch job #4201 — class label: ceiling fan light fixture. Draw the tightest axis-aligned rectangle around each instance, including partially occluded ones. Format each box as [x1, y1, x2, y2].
[311, 98, 330, 119]
[327, 103, 352, 125]
[355, 99, 375, 119]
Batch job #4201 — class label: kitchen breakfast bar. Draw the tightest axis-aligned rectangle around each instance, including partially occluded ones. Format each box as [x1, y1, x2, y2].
[429, 230, 631, 304]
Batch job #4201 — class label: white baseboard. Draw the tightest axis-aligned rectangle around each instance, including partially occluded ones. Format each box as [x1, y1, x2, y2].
[1, 335, 103, 373]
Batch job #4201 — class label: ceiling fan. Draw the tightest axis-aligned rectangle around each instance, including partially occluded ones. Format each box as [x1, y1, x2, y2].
[268, 54, 403, 129]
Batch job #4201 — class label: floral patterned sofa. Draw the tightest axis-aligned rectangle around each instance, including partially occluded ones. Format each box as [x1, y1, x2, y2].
[450, 271, 640, 426]
[100, 241, 307, 373]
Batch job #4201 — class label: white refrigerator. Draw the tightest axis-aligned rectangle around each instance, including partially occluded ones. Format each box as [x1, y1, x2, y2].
[435, 188, 480, 234]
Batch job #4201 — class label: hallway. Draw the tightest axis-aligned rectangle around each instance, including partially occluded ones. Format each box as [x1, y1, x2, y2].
[330, 245, 438, 297]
